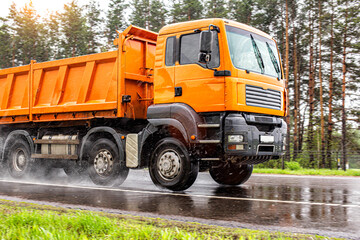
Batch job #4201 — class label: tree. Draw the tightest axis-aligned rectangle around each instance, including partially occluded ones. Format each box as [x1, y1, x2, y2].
[306, 0, 316, 167]
[106, 0, 128, 44]
[325, 0, 335, 169]
[129, 0, 167, 32]
[228, 0, 253, 24]
[8, 2, 49, 65]
[0, 17, 12, 69]
[318, 0, 325, 167]
[252, 0, 281, 33]
[170, 0, 203, 23]
[149, 0, 167, 32]
[130, 0, 150, 29]
[290, 0, 301, 161]
[58, 0, 89, 58]
[45, 12, 62, 60]
[336, 0, 360, 170]
[85, 0, 103, 54]
[205, 0, 228, 18]
[284, 0, 290, 162]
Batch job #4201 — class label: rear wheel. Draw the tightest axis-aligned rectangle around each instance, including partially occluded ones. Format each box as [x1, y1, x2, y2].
[210, 162, 253, 185]
[88, 138, 129, 186]
[6, 139, 33, 179]
[149, 138, 198, 191]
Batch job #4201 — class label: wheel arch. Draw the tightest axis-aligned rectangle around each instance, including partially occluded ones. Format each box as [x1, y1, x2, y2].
[138, 122, 189, 168]
[79, 127, 125, 161]
[147, 103, 203, 144]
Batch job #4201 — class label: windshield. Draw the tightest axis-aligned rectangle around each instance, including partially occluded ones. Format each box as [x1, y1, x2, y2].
[226, 25, 282, 79]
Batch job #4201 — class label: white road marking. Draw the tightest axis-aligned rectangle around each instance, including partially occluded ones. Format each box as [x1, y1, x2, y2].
[0, 179, 359, 208]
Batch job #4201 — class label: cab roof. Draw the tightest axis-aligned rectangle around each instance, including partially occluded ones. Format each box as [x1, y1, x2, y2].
[159, 18, 273, 40]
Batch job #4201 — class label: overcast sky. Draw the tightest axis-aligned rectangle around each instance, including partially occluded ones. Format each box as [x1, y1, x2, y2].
[0, 0, 110, 18]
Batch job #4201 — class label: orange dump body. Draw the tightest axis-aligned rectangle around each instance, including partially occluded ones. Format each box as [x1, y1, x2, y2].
[0, 26, 157, 125]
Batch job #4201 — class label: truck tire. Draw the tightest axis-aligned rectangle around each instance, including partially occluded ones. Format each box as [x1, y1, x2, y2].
[6, 139, 33, 179]
[87, 138, 129, 186]
[149, 137, 199, 191]
[210, 163, 253, 185]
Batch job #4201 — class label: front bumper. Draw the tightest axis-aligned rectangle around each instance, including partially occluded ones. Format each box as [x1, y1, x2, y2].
[224, 113, 287, 157]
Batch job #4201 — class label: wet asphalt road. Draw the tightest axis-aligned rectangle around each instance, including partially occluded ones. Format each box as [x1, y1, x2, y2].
[0, 170, 359, 239]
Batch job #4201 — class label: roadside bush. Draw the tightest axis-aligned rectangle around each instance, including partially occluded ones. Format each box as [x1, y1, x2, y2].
[285, 161, 302, 170]
[256, 159, 282, 168]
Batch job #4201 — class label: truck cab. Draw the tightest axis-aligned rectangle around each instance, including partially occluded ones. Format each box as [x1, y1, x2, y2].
[143, 19, 287, 190]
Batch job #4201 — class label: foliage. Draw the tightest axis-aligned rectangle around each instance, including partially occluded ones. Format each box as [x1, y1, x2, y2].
[149, 0, 167, 32]
[228, 0, 253, 24]
[0, 17, 12, 68]
[7, 2, 49, 65]
[205, 0, 228, 18]
[85, 0, 103, 54]
[253, 168, 360, 176]
[129, 0, 150, 29]
[58, 0, 89, 58]
[129, 0, 167, 32]
[170, 0, 203, 23]
[106, 0, 127, 44]
[285, 161, 302, 170]
[0, 200, 338, 239]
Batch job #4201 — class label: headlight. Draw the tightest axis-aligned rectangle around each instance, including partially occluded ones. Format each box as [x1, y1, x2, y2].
[228, 135, 244, 143]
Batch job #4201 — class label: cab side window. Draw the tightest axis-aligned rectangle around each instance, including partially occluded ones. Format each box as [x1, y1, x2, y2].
[165, 36, 176, 66]
[179, 32, 220, 68]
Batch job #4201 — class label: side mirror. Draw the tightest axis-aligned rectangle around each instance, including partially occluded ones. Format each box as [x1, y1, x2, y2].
[198, 30, 213, 64]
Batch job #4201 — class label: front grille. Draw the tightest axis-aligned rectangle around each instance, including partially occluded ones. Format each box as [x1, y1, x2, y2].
[246, 85, 281, 110]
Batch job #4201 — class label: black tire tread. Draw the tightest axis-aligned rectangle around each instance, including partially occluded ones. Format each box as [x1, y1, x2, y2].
[149, 137, 198, 191]
[210, 163, 253, 186]
[87, 138, 129, 186]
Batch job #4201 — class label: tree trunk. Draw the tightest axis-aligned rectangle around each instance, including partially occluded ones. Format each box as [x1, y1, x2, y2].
[293, 24, 299, 161]
[308, 1, 315, 167]
[285, 0, 291, 162]
[341, 2, 348, 171]
[326, 0, 334, 169]
[318, 0, 325, 168]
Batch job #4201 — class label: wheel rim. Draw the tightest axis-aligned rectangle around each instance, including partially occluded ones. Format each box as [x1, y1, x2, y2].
[157, 150, 181, 181]
[12, 149, 26, 172]
[94, 149, 114, 176]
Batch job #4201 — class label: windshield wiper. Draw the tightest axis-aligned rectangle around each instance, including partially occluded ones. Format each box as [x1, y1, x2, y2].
[250, 34, 264, 74]
[266, 42, 281, 79]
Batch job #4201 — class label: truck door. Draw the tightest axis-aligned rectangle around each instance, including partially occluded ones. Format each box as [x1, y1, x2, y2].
[154, 36, 176, 104]
[174, 31, 225, 113]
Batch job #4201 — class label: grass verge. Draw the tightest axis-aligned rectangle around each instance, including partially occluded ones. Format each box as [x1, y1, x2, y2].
[0, 199, 341, 239]
[253, 168, 360, 176]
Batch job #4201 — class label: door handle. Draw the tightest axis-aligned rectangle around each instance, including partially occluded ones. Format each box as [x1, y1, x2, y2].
[175, 87, 182, 97]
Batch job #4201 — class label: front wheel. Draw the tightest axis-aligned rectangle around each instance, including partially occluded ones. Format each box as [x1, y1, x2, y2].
[210, 162, 253, 185]
[149, 138, 198, 191]
[88, 138, 129, 186]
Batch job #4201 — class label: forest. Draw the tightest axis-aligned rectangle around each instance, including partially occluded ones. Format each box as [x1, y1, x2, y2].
[0, 0, 359, 169]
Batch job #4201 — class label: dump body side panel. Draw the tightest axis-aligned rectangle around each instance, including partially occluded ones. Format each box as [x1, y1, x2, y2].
[0, 27, 156, 125]
[31, 51, 118, 123]
[0, 66, 30, 123]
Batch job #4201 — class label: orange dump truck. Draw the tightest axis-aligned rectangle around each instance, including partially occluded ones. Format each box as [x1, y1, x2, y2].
[0, 19, 286, 190]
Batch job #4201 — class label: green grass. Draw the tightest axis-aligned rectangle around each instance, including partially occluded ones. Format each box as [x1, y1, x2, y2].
[0, 200, 341, 240]
[253, 168, 360, 176]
